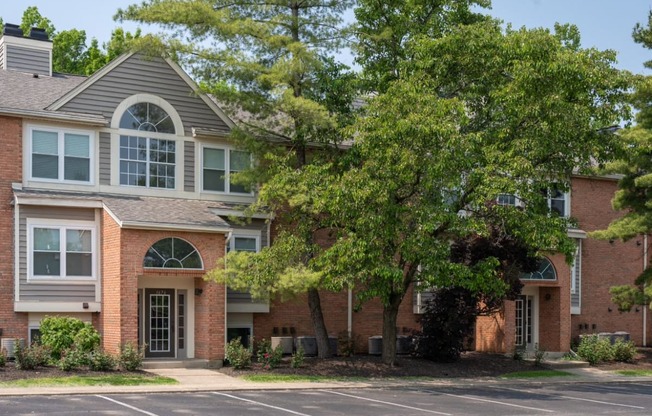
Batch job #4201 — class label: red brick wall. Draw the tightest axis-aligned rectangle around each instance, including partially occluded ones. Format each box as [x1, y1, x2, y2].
[100, 225, 227, 360]
[256, 288, 421, 354]
[0, 116, 27, 340]
[571, 177, 650, 346]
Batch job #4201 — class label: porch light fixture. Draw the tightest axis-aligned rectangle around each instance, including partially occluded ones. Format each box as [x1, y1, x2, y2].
[195, 288, 203, 296]
[544, 293, 552, 301]
[82, 302, 89, 309]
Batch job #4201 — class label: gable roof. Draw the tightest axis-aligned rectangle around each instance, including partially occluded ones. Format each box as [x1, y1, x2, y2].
[46, 52, 234, 134]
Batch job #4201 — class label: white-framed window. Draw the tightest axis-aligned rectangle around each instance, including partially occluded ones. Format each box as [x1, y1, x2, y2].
[27, 219, 97, 281]
[545, 184, 569, 217]
[571, 239, 582, 314]
[119, 102, 177, 189]
[497, 193, 517, 206]
[520, 257, 557, 281]
[29, 126, 93, 183]
[228, 235, 260, 253]
[202, 146, 252, 194]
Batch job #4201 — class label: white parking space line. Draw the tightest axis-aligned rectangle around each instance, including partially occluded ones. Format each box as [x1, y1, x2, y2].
[321, 390, 451, 415]
[436, 391, 555, 413]
[558, 395, 645, 409]
[492, 385, 646, 409]
[96, 395, 160, 416]
[212, 392, 312, 416]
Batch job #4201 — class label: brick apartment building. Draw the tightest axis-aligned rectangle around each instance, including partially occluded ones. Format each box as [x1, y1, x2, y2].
[0, 24, 649, 365]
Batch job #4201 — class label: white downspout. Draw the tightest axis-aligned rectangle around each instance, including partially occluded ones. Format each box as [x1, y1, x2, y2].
[644, 234, 648, 347]
[224, 231, 233, 350]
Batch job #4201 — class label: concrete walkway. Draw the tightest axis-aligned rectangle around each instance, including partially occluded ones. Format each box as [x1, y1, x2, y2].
[0, 362, 649, 397]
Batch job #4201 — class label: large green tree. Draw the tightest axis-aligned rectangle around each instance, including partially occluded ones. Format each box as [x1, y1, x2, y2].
[590, 11, 652, 311]
[320, 14, 632, 364]
[117, 0, 355, 358]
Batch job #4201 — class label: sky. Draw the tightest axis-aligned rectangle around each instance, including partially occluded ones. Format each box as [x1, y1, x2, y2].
[1, 0, 651, 74]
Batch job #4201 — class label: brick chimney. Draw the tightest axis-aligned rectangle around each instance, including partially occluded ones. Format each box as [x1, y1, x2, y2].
[0, 23, 53, 77]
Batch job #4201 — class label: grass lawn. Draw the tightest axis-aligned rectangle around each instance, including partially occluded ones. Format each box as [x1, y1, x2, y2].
[500, 370, 573, 379]
[0, 374, 178, 388]
[614, 369, 652, 377]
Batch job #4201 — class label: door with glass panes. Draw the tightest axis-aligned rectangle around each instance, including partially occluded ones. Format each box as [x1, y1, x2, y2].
[144, 289, 175, 358]
[515, 295, 534, 349]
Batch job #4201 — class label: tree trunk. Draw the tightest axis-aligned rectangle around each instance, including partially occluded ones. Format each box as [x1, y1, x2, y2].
[382, 299, 401, 366]
[308, 287, 331, 358]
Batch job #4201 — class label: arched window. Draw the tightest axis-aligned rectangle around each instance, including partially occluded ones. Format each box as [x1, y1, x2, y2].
[520, 257, 556, 281]
[119, 102, 176, 189]
[143, 238, 203, 269]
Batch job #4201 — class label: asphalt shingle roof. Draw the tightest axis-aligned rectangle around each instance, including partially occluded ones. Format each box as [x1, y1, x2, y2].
[13, 189, 237, 231]
[0, 70, 86, 111]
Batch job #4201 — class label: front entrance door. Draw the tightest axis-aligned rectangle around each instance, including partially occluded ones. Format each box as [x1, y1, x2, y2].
[515, 295, 533, 349]
[145, 289, 175, 358]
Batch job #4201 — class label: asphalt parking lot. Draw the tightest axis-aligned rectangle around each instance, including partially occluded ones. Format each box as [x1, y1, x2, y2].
[1, 382, 651, 415]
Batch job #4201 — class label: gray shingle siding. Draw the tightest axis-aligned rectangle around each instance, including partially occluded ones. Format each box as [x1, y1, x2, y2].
[99, 132, 111, 185]
[59, 54, 230, 135]
[6, 45, 50, 76]
[184, 140, 195, 192]
[19, 206, 96, 302]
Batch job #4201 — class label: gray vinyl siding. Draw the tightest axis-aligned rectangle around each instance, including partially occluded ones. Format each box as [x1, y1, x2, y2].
[571, 241, 581, 313]
[59, 54, 230, 135]
[19, 206, 96, 302]
[99, 132, 111, 185]
[5, 45, 50, 76]
[184, 141, 195, 192]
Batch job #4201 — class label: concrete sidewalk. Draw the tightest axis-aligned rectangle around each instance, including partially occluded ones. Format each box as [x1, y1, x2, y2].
[0, 363, 649, 397]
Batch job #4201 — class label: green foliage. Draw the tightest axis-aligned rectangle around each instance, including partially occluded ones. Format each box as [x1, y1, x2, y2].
[225, 337, 252, 369]
[609, 285, 649, 312]
[612, 340, 638, 363]
[354, 0, 491, 92]
[20, 6, 55, 38]
[256, 339, 283, 370]
[534, 344, 547, 367]
[13, 340, 47, 370]
[88, 350, 117, 371]
[576, 335, 615, 365]
[413, 288, 478, 362]
[119, 342, 145, 371]
[39, 317, 99, 359]
[290, 345, 305, 368]
[3, 6, 140, 75]
[0, 348, 6, 367]
[512, 347, 525, 361]
[58, 347, 87, 371]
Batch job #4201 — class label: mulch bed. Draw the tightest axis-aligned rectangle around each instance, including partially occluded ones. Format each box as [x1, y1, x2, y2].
[2, 349, 652, 382]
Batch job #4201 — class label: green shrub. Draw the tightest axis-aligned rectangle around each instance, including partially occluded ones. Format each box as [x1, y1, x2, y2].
[119, 342, 144, 371]
[58, 348, 87, 371]
[0, 348, 6, 367]
[612, 340, 637, 363]
[225, 337, 252, 369]
[73, 325, 101, 353]
[27, 343, 51, 367]
[89, 349, 117, 371]
[13, 340, 39, 370]
[256, 338, 283, 370]
[576, 334, 615, 365]
[534, 344, 547, 367]
[39, 317, 100, 359]
[291, 345, 305, 369]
